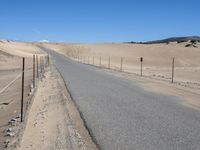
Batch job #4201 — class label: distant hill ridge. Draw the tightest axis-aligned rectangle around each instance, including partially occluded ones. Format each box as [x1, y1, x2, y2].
[129, 36, 200, 44]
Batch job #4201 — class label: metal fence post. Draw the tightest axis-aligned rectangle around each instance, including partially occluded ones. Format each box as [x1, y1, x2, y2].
[140, 57, 143, 76]
[36, 55, 39, 78]
[33, 55, 35, 88]
[21, 57, 25, 122]
[40, 56, 42, 76]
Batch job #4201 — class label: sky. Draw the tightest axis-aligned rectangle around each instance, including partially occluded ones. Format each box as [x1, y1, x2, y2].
[0, 0, 199, 43]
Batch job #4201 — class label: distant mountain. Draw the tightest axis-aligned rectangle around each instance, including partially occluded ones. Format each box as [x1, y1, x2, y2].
[129, 36, 200, 44]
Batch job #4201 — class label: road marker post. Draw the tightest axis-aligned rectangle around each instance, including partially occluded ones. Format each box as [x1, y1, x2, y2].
[140, 57, 143, 76]
[93, 56, 94, 65]
[172, 57, 175, 83]
[88, 56, 89, 64]
[21, 57, 25, 122]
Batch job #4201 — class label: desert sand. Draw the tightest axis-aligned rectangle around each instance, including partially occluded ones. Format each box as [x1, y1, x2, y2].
[0, 40, 44, 149]
[0, 40, 97, 150]
[1, 40, 200, 149]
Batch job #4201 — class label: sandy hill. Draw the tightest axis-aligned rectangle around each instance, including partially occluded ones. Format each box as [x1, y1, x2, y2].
[0, 40, 43, 57]
[41, 42, 200, 86]
[0, 40, 45, 69]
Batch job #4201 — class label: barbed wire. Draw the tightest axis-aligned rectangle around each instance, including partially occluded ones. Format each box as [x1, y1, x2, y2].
[0, 68, 33, 95]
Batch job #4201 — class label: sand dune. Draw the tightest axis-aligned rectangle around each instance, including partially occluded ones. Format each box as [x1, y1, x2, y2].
[41, 42, 200, 89]
[0, 40, 44, 57]
[0, 41, 45, 149]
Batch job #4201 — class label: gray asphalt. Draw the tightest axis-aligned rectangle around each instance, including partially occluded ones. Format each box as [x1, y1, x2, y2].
[43, 47, 200, 150]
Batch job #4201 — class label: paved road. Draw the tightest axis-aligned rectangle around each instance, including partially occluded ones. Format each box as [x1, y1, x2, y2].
[42, 47, 200, 150]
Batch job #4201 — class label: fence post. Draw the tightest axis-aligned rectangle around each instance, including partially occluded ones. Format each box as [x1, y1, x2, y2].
[93, 56, 94, 65]
[33, 55, 35, 88]
[120, 57, 123, 72]
[172, 57, 175, 83]
[21, 57, 25, 122]
[140, 57, 143, 76]
[88, 56, 89, 64]
[100, 56, 101, 67]
[108, 56, 110, 69]
[36, 55, 39, 78]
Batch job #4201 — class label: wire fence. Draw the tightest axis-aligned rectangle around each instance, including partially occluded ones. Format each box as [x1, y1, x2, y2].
[0, 54, 49, 148]
[68, 55, 200, 90]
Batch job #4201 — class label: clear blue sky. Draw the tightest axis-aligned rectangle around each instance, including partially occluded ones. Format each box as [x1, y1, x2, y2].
[0, 0, 199, 43]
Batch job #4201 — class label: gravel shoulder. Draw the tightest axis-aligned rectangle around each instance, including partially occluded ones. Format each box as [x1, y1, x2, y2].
[17, 64, 97, 150]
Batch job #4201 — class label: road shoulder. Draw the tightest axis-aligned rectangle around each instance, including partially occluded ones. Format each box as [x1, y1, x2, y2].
[17, 65, 97, 150]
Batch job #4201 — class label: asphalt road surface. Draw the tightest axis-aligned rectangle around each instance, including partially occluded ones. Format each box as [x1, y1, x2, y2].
[42, 47, 200, 150]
